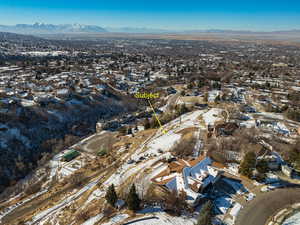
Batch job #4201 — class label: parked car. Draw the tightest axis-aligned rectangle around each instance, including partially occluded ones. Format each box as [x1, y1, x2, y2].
[127, 159, 135, 164]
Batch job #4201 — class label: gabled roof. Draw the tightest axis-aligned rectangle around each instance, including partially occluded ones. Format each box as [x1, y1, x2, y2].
[189, 157, 213, 180]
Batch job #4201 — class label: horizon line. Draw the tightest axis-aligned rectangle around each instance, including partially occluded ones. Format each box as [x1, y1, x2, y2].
[1, 23, 300, 33]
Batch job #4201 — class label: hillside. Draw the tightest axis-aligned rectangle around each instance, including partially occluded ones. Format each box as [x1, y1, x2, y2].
[0, 84, 138, 194]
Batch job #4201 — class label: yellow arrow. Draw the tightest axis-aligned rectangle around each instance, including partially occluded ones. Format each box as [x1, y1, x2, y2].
[147, 99, 167, 134]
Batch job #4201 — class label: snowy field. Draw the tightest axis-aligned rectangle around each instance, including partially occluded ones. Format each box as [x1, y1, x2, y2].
[126, 212, 197, 225]
[105, 110, 205, 188]
[99, 207, 198, 225]
[202, 108, 223, 126]
[102, 214, 129, 225]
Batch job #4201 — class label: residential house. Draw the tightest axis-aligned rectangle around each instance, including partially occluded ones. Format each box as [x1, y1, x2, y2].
[152, 156, 224, 206]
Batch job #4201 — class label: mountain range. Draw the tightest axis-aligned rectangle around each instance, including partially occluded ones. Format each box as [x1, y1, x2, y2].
[0, 23, 107, 34]
[0, 23, 300, 40]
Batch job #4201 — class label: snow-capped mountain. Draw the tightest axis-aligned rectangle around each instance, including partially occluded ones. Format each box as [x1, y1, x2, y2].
[0, 23, 107, 34]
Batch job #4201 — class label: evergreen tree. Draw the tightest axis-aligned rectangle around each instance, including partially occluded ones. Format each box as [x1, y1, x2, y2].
[126, 184, 141, 211]
[197, 200, 213, 225]
[105, 184, 118, 207]
[239, 151, 256, 178]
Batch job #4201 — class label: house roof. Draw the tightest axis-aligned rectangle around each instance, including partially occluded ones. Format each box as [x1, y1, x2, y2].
[153, 156, 224, 206]
[153, 156, 219, 185]
[212, 161, 226, 169]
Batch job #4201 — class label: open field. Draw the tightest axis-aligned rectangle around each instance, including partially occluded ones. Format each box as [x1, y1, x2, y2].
[40, 32, 300, 46]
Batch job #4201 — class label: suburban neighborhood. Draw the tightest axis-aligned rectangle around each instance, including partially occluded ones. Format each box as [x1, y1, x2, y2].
[0, 29, 300, 225]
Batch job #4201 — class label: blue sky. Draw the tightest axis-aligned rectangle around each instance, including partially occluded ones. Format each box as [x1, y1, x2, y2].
[0, 0, 300, 31]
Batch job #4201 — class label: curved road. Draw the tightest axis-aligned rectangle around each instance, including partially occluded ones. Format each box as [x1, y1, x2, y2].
[236, 187, 300, 225]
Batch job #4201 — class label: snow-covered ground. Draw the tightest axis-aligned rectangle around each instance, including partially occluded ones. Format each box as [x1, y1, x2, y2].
[3, 110, 207, 224]
[282, 212, 300, 225]
[82, 189, 104, 208]
[208, 90, 220, 102]
[81, 214, 104, 225]
[112, 206, 199, 225]
[265, 173, 279, 184]
[21, 99, 37, 107]
[142, 132, 181, 158]
[230, 203, 242, 219]
[28, 177, 101, 224]
[102, 214, 129, 225]
[0, 150, 66, 222]
[49, 152, 63, 179]
[128, 212, 197, 225]
[224, 163, 239, 176]
[105, 110, 205, 189]
[193, 129, 202, 157]
[21, 51, 67, 56]
[0, 189, 48, 222]
[104, 153, 171, 188]
[59, 159, 84, 178]
[202, 108, 223, 126]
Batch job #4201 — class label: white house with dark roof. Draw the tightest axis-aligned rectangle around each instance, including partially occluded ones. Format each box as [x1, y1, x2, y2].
[154, 156, 223, 206]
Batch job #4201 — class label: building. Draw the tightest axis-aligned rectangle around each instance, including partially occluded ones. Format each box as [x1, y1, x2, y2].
[152, 156, 224, 206]
[63, 149, 81, 162]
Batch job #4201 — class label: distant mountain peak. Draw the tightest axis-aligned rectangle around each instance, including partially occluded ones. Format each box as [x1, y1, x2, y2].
[0, 23, 107, 34]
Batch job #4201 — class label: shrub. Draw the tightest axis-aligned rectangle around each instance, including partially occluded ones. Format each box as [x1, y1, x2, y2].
[75, 210, 90, 222]
[163, 190, 188, 216]
[24, 181, 42, 196]
[118, 126, 127, 135]
[285, 108, 300, 122]
[172, 136, 197, 157]
[97, 149, 107, 157]
[144, 118, 151, 130]
[69, 172, 85, 187]
[103, 205, 114, 218]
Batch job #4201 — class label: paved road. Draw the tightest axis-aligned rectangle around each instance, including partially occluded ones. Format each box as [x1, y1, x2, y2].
[236, 187, 300, 225]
